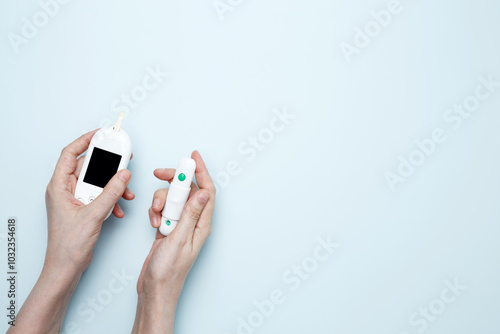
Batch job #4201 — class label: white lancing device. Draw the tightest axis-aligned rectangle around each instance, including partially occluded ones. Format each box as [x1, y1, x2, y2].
[159, 158, 196, 236]
[74, 113, 132, 220]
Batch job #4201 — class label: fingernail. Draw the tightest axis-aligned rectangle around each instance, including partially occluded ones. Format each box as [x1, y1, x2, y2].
[153, 198, 161, 210]
[152, 216, 158, 227]
[118, 170, 131, 182]
[197, 191, 209, 205]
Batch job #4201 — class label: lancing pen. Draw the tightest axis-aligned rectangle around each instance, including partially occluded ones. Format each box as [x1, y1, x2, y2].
[159, 158, 196, 236]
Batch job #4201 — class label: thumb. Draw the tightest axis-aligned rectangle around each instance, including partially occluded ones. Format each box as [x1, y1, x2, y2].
[176, 190, 210, 237]
[86, 169, 131, 220]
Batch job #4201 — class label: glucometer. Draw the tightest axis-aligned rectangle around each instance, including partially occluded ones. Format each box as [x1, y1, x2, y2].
[75, 113, 132, 219]
[159, 158, 196, 236]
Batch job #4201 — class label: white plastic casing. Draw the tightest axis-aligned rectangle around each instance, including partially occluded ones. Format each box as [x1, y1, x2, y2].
[74, 127, 132, 219]
[159, 158, 196, 236]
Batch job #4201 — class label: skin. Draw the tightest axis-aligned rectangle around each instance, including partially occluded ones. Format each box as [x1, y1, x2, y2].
[7, 130, 216, 334]
[132, 150, 216, 334]
[8, 130, 135, 334]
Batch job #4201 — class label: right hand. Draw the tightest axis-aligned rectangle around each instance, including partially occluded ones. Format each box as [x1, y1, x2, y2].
[45, 129, 135, 273]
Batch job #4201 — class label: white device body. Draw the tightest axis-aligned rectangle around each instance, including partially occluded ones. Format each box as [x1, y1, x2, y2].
[159, 158, 196, 236]
[74, 127, 132, 219]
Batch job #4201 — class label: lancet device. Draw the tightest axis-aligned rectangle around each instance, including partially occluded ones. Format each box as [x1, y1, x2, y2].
[159, 158, 196, 236]
[74, 113, 132, 219]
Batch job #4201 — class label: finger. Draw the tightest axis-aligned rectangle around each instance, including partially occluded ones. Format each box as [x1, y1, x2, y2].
[148, 207, 160, 228]
[54, 129, 99, 179]
[74, 155, 86, 179]
[122, 187, 135, 201]
[175, 189, 210, 238]
[191, 151, 216, 194]
[112, 203, 125, 218]
[154, 168, 198, 198]
[152, 188, 168, 213]
[154, 168, 198, 188]
[193, 195, 215, 249]
[149, 188, 168, 228]
[153, 168, 176, 182]
[191, 151, 216, 233]
[85, 169, 131, 221]
[195, 196, 215, 233]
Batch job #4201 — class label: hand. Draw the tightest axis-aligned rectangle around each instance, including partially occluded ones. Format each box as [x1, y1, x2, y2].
[8, 130, 135, 334]
[132, 151, 216, 334]
[45, 129, 135, 274]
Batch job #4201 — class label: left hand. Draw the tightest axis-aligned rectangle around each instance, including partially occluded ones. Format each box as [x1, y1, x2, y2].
[131, 151, 215, 334]
[138, 151, 215, 296]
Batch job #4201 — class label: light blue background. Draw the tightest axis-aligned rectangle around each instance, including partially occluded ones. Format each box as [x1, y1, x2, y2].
[1, 0, 500, 333]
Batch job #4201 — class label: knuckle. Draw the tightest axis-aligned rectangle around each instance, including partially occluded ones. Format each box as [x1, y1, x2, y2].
[148, 207, 157, 220]
[154, 188, 167, 199]
[187, 206, 201, 221]
[60, 145, 71, 157]
[106, 184, 122, 200]
[108, 188, 121, 200]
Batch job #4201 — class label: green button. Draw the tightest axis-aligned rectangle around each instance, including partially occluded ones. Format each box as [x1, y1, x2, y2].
[178, 173, 186, 181]
[166, 220, 171, 226]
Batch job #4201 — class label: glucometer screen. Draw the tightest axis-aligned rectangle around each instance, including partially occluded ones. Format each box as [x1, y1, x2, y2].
[83, 148, 122, 188]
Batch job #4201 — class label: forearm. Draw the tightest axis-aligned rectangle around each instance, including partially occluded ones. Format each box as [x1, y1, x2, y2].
[7, 263, 82, 334]
[132, 292, 178, 334]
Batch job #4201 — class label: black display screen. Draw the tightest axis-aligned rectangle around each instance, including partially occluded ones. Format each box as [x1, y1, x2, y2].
[83, 148, 122, 188]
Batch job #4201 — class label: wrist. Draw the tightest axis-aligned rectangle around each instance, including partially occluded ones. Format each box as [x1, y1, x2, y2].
[43, 256, 84, 280]
[44, 242, 90, 276]
[39, 261, 82, 294]
[143, 287, 180, 308]
[143, 272, 186, 301]
[134, 292, 178, 334]
[9, 257, 82, 333]
[41, 249, 84, 293]
[143, 282, 183, 301]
